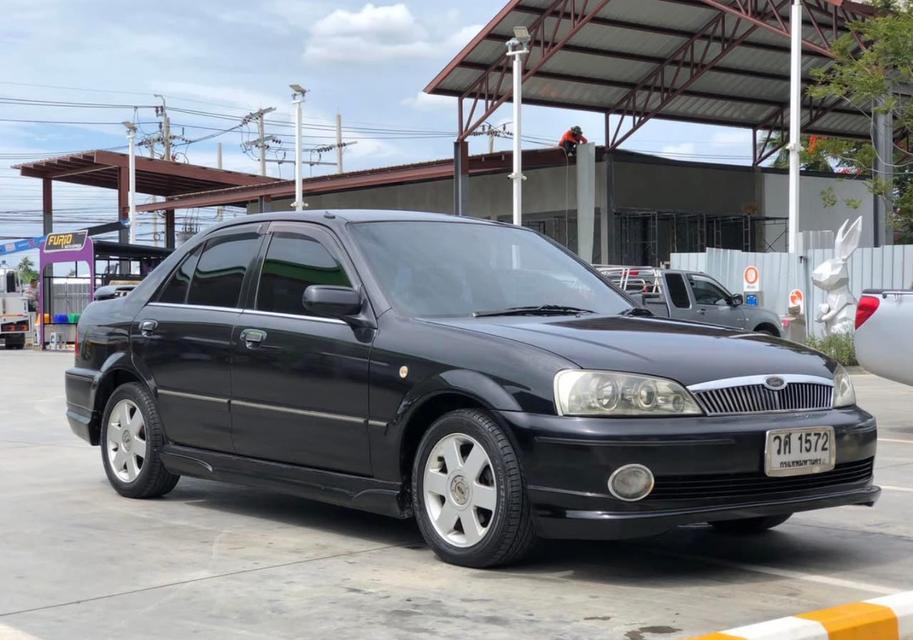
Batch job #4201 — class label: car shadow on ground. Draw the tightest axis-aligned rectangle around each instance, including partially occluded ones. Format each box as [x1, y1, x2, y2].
[155, 477, 898, 590]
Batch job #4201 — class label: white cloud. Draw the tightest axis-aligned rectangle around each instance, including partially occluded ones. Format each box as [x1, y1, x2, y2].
[401, 91, 454, 111]
[303, 3, 481, 64]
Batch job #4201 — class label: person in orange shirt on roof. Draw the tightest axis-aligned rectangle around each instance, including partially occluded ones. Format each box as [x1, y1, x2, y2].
[559, 125, 587, 157]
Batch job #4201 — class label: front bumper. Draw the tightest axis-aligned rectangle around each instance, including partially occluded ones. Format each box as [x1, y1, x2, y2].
[499, 406, 879, 540]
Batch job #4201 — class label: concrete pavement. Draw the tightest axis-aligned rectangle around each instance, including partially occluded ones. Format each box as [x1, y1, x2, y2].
[0, 351, 911, 639]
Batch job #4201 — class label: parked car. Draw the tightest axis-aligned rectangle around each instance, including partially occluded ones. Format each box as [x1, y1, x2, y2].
[855, 289, 913, 386]
[66, 211, 878, 567]
[597, 266, 783, 336]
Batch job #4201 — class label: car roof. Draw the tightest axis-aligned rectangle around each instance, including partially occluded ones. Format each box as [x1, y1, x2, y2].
[211, 209, 498, 231]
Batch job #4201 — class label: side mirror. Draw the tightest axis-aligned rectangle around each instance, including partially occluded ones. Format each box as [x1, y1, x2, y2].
[730, 294, 744, 307]
[302, 285, 363, 319]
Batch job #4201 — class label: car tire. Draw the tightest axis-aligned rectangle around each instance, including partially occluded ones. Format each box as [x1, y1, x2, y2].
[754, 326, 779, 337]
[100, 382, 179, 499]
[710, 513, 792, 534]
[412, 408, 537, 568]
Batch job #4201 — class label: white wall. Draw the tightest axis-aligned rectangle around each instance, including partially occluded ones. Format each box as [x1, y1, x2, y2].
[762, 173, 874, 250]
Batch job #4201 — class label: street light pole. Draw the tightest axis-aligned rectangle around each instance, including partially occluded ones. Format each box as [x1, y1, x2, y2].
[787, 0, 803, 253]
[123, 121, 137, 244]
[506, 27, 530, 227]
[290, 84, 307, 213]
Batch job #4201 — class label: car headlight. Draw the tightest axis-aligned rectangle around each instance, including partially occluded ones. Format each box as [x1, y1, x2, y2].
[833, 364, 856, 408]
[554, 370, 702, 417]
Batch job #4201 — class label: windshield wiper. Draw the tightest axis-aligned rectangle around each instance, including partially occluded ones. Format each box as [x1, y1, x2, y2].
[619, 307, 654, 317]
[473, 305, 595, 318]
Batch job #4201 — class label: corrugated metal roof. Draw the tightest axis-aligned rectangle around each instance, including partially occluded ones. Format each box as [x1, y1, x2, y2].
[426, 0, 881, 141]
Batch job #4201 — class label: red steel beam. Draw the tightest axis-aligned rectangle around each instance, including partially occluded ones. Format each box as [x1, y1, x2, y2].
[608, 0, 794, 151]
[456, 0, 614, 141]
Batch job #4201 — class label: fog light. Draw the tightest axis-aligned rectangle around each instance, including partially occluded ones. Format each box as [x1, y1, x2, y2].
[608, 464, 654, 502]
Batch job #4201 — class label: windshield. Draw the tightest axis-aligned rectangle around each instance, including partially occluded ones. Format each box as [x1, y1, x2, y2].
[349, 220, 631, 318]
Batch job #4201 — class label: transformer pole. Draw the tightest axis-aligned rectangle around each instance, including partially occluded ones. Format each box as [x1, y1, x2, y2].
[506, 31, 530, 227]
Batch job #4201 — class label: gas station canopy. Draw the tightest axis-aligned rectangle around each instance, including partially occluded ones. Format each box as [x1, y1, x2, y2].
[425, 0, 883, 165]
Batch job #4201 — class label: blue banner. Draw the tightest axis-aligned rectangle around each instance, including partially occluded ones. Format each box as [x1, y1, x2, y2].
[0, 236, 43, 257]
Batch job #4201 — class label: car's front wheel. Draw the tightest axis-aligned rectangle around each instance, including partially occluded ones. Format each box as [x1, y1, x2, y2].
[710, 513, 791, 534]
[100, 382, 179, 499]
[412, 409, 536, 568]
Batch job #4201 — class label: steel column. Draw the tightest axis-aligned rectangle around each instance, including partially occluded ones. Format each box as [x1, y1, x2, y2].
[41, 178, 52, 236]
[453, 140, 470, 216]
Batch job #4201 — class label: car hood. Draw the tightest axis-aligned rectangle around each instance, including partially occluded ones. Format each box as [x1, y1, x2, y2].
[424, 315, 835, 387]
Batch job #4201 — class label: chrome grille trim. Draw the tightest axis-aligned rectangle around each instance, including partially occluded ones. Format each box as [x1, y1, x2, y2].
[689, 377, 834, 416]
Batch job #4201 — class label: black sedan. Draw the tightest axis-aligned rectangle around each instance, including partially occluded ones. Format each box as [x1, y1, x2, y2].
[65, 210, 878, 567]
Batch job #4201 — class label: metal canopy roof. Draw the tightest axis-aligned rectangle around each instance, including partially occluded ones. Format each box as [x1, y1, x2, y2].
[15, 150, 279, 197]
[425, 0, 880, 164]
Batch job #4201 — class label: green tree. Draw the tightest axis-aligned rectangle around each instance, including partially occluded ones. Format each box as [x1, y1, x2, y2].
[807, 0, 913, 242]
[17, 256, 38, 285]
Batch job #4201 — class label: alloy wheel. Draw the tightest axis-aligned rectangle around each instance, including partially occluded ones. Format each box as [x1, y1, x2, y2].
[106, 399, 147, 483]
[423, 433, 497, 548]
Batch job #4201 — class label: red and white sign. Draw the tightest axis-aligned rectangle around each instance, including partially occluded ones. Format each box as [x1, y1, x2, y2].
[743, 265, 760, 292]
[788, 288, 805, 314]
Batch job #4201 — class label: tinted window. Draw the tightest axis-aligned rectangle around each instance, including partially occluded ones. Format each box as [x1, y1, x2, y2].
[690, 275, 730, 306]
[157, 247, 201, 304]
[257, 234, 351, 315]
[350, 221, 630, 317]
[665, 273, 690, 309]
[187, 235, 260, 308]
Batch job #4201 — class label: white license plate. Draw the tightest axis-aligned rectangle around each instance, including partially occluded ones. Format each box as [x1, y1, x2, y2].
[765, 427, 836, 477]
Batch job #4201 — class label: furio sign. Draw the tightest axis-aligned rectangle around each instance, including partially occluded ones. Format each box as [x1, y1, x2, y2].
[44, 231, 88, 253]
[743, 265, 760, 292]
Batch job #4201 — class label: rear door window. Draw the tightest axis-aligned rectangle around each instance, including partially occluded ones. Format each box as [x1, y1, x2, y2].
[187, 234, 260, 308]
[256, 234, 351, 316]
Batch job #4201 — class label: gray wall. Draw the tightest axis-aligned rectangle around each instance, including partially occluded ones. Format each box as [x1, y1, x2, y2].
[762, 173, 875, 250]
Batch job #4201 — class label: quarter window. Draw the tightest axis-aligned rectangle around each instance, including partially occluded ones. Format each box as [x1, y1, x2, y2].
[256, 234, 351, 316]
[665, 273, 691, 309]
[186, 234, 260, 308]
[157, 247, 201, 304]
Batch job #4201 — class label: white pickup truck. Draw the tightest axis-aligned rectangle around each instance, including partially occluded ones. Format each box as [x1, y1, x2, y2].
[855, 289, 913, 386]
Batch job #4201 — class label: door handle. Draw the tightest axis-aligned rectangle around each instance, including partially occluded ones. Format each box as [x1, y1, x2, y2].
[697, 308, 706, 314]
[140, 319, 158, 336]
[240, 328, 267, 348]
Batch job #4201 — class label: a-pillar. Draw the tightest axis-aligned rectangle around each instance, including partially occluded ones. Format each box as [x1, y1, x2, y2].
[453, 140, 469, 216]
[165, 210, 175, 249]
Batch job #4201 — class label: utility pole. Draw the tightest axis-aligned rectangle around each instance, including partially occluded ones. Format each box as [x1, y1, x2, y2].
[336, 113, 344, 174]
[154, 94, 172, 161]
[786, 0, 802, 253]
[122, 122, 138, 244]
[290, 85, 308, 212]
[216, 142, 224, 222]
[506, 26, 531, 227]
[241, 107, 278, 177]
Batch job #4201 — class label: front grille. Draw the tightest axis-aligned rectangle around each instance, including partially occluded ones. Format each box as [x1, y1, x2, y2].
[649, 458, 873, 502]
[693, 382, 833, 416]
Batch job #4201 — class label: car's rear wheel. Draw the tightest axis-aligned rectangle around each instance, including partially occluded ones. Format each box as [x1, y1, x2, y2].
[754, 325, 780, 337]
[412, 409, 536, 568]
[100, 382, 179, 499]
[710, 513, 791, 534]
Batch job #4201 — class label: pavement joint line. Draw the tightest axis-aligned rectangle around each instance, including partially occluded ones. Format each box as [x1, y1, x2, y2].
[639, 548, 899, 596]
[0, 541, 411, 619]
[880, 438, 913, 445]
[788, 520, 913, 543]
[688, 591, 913, 639]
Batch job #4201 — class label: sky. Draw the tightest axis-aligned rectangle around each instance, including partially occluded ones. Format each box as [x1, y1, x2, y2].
[0, 0, 758, 255]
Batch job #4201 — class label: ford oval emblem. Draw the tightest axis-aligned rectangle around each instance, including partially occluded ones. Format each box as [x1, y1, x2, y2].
[765, 376, 786, 390]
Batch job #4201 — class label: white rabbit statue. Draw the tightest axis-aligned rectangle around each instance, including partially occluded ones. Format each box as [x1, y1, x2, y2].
[811, 216, 863, 336]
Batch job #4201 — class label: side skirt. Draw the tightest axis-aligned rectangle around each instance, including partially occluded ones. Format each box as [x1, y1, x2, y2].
[160, 444, 410, 519]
